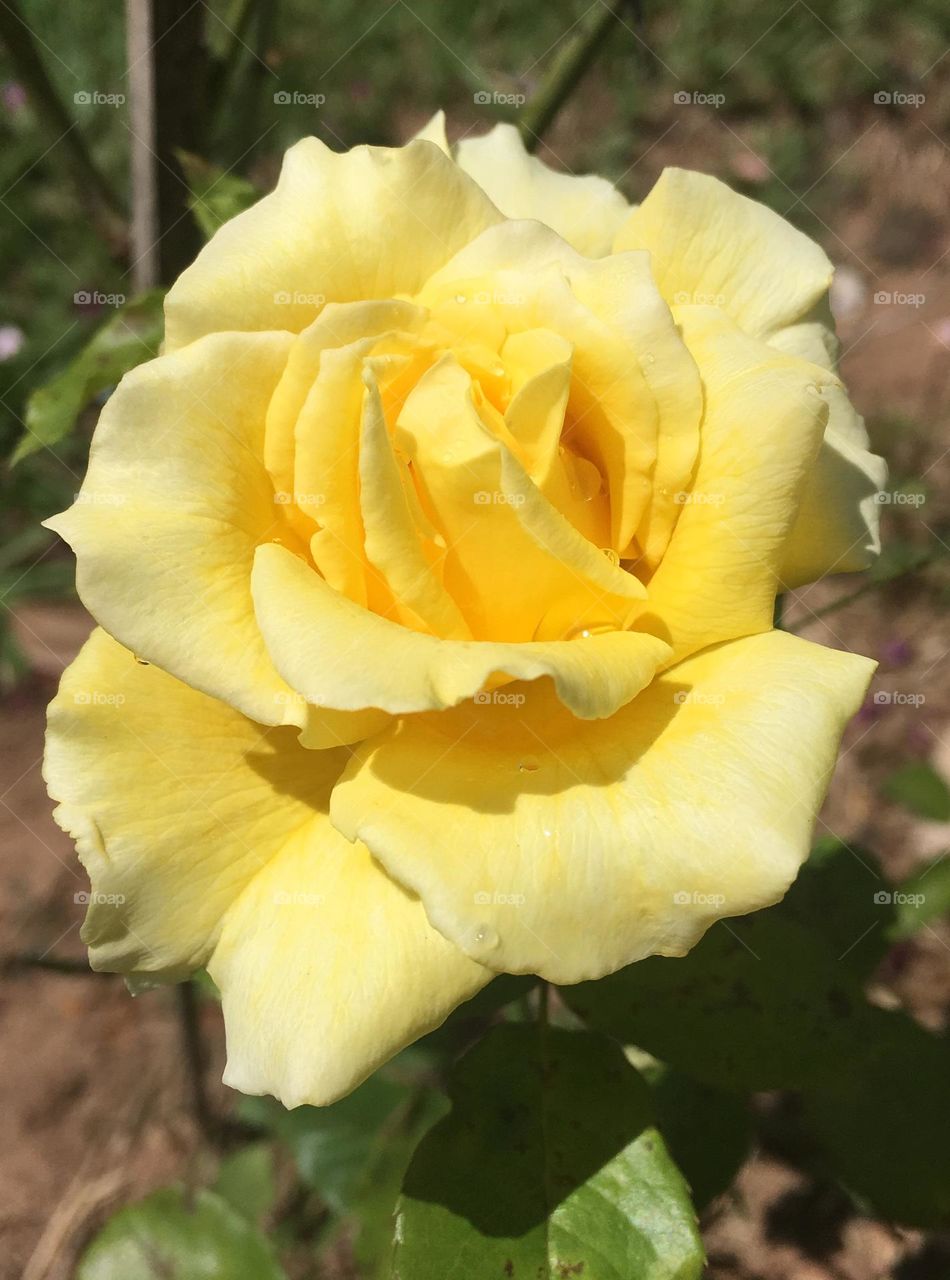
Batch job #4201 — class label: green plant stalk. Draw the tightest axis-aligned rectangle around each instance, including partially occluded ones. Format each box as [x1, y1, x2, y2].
[0, 0, 126, 244]
[519, 0, 629, 150]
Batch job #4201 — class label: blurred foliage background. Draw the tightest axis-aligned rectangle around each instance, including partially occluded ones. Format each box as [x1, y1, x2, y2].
[2, 2, 950, 1278]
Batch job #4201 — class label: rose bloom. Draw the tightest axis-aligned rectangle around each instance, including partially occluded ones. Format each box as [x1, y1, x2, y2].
[45, 115, 884, 1106]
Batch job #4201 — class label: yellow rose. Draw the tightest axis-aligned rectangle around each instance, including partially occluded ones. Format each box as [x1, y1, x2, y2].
[45, 116, 882, 1107]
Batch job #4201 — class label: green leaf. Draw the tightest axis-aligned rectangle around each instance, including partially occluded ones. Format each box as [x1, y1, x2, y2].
[240, 1071, 407, 1215]
[882, 761, 950, 821]
[561, 914, 870, 1091]
[803, 1013, 950, 1227]
[394, 1024, 703, 1280]
[12, 290, 165, 464]
[651, 1072, 752, 1211]
[214, 1143, 277, 1224]
[177, 151, 260, 239]
[887, 854, 950, 940]
[778, 838, 892, 979]
[76, 1186, 288, 1280]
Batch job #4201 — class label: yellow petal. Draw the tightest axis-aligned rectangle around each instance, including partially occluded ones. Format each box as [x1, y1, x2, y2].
[209, 824, 490, 1107]
[569, 252, 703, 567]
[45, 628, 335, 978]
[614, 168, 833, 339]
[454, 123, 630, 257]
[47, 628, 489, 1106]
[45, 332, 302, 728]
[419, 222, 663, 550]
[44, 332, 382, 749]
[631, 307, 831, 661]
[252, 542, 670, 720]
[358, 364, 472, 638]
[264, 299, 425, 517]
[330, 630, 875, 983]
[768, 321, 886, 587]
[164, 137, 502, 350]
[394, 354, 644, 640]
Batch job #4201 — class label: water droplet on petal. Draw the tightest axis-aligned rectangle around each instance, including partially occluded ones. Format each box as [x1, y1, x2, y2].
[473, 924, 499, 949]
[133, 655, 150, 666]
[519, 755, 539, 773]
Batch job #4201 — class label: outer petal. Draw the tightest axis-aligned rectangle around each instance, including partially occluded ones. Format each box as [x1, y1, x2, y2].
[45, 332, 303, 728]
[453, 123, 631, 257]
[614, 168, 832, 339]
[164, 137, 502, 350]
[252, 542, 670, 720]
[46, 628, 490, 1106]
[768, 322, 886, 587]
[209, 825, 490, 1107]
[330, 630, 876, 983]
[631, 307, 831, 661]
[43, 332, 381, 748]
[44, 628, 335, 977]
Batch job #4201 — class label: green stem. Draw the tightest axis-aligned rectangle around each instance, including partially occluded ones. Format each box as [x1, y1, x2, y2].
[177, 980, 217, 1141]
[519, 0, 628, 151]
[537, 981, 550, 1029]
[0, 0, 126, 243]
